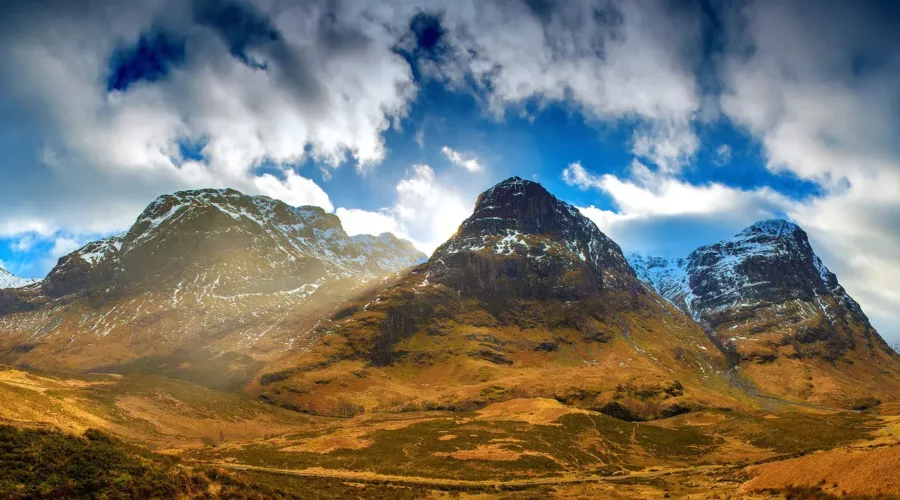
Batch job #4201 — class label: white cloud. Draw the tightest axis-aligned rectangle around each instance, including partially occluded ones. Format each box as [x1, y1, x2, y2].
[441, 146, 483, 172]
[49, 237, 82, 259]
[563, 161, 792, 254]
[564, 160, 789, 218]
[0, 0, 414, 240]
[252, 171, 334, 212]
[714, 144, 732, 166]
[10, 234, 38, 253]
[430, 0, 703, 172]
[336, 164, 472, 255]
[335, 208, 408, 239]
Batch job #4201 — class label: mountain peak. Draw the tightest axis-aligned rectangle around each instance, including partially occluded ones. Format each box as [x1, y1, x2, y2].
[0, 266, 37, 290]
[428, 178, 636, 298]
[736, 219, 804, 241]
[461, 177, 585, 238]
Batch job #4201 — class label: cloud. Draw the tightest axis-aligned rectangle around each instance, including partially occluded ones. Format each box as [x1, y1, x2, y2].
[10, 234, 37, 253]
[714, 144, 732, 166]
[335, 208, 408, 239]
[336, 164, 472, 255]
[421, 0, 704, 172]
[252, 171, 333, 211]
[0, 0, 707, 246]
[563, 161, 793, 255]
[0, 0, 415, 242]
[441, 146, 483, 172]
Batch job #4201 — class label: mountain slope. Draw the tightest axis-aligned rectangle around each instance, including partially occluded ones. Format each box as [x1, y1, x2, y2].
[0, 188, 424, 375]
[252, 178, 733, 420]
[629, 220, 900, 407]
[0, 267, 36, 289]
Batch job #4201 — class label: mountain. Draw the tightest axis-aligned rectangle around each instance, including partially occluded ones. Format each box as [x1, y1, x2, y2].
[0, 267, 36, 289]
[629, 220, 900, 407]
[252, 178, 731, 420]
[0, 188, 424, 381]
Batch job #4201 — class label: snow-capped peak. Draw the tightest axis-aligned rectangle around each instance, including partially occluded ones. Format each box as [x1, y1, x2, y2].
[629, 219, 869, 329]
[737, 219, 800, 239]
[0, 266, 38, 289]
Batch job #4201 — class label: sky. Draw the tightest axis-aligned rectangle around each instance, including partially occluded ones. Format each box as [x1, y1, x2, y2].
[0, 0, 898, 342]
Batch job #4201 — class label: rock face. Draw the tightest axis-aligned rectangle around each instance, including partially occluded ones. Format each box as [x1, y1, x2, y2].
[0, 188, 424, 373]
[253, 178, 728, 419]
[0, 267, 37, 290]
[629, 220, 900, 406]
[429, 177, 637, 299]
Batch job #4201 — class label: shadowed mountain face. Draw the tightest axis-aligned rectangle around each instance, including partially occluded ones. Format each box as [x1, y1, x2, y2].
[0, 189, 424, 376]
[428, 177, 637, 300]
[629, 220, 900, 406]
[252, 178, 729, 420]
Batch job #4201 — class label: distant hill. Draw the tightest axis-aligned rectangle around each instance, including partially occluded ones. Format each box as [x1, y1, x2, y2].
[0, 188, 423, 381]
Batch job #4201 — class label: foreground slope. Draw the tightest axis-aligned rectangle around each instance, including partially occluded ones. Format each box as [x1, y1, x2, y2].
[629, 220, 900, 407]
[0, 189, 423, 375]
[253, 178, 731, 420]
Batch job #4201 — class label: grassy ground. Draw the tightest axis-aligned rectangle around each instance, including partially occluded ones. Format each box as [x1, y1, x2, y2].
[2, 364, 897, 498]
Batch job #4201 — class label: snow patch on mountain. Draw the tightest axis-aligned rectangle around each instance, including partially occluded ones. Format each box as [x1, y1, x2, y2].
[628, 219, 866, 326]
[431, 177, 635, 292]
[0, 267, 38, 289]
[627, 254, 695, 317]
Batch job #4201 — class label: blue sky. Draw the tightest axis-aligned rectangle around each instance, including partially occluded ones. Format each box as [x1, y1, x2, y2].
[0, 0, 898, 342]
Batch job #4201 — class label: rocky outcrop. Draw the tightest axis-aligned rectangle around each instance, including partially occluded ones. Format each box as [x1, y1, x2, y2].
[628, 220, 885, 356]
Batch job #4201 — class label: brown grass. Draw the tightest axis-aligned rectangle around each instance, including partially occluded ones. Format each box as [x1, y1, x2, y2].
[742, 444, 900, 496]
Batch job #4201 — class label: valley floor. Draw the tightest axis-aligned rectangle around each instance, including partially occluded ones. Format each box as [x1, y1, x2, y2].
[2, 365, 899, 499]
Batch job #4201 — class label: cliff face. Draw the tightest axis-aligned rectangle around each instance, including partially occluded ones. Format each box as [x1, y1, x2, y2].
[428, 177, 637, 300]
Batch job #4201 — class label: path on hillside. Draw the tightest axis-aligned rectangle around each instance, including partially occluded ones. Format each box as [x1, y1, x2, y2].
[888, 421, 900, 443]
[722, 367, 838, 413]
[208, 462, 733, 492]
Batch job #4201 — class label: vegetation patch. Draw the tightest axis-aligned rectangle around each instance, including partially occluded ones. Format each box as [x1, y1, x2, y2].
[0, 424, 297, 499]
